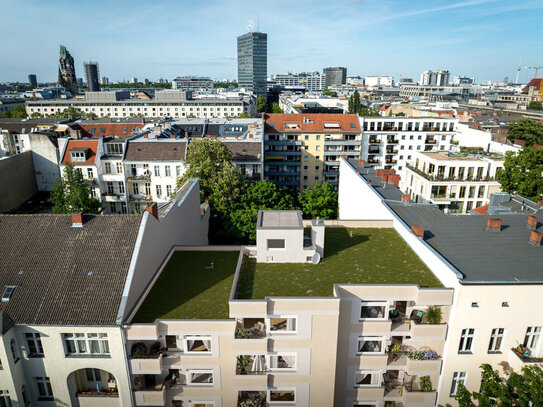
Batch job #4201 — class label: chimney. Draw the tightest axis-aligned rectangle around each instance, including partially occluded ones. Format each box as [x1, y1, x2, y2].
[366, 181, 372, 185]
[529, 230, 542, 247]
[355, 169, 360, 173]
[527, 215, 538, 230]
[71, 213, 83, 227]
[486, 218, 502, 232]
[401, 194, 410, 202]
[235, 135, 238, 139]
[382, 175, 388, 182]
[411, 225, 424, 238]
[143, 133, 148, 139]
[145, 202, 158, 219]
[249, 133, 253, 138]
[170, 134, 176, 139]
[537, 200, 543, 207]
[358, 159, 365, 166]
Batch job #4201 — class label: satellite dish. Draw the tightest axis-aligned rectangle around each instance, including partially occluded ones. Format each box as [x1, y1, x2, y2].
[246, 20, 255, 32]
[311, 252, 321, 265]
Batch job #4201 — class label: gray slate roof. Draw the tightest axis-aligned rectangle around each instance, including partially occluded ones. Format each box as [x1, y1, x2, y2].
[0, 214, 143, 326]
[347, 159, 404, 201]
[224, 141, 261, 161]
[125, 141, 186, 161]
[388, 202, 543, 283]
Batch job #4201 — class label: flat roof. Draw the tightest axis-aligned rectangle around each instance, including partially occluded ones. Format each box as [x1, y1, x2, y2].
[420, 151, 504, 161]
[347, 159, 404, 201]
[257, 210, 303, 229]
[236, 227, 442, 299]
[387, 202, 543, 283]
[131, 250, 240, 322]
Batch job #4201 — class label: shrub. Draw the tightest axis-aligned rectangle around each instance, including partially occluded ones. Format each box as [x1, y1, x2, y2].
[235, 327, 247, 339]
[419, 375, 432, 392]
[134, 375, 145, 390]
[131, 342, 147, 358]
[426, 305, 442, 324]
[407, 350, 440, 360]
[237, 355, 251, 373]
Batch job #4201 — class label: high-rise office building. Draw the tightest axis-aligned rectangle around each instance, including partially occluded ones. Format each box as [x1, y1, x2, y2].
[100, 76, 109, 86]
[420, 69, 450, 86]
[57, 45, 78, 97]
[237, 31, 267, 98]
[324, 67, 347, 87]
[28, 74, 37, 88]
[84, 61, 100, 92]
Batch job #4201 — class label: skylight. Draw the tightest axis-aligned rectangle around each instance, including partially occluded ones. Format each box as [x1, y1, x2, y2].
[2, 286, 16, 302]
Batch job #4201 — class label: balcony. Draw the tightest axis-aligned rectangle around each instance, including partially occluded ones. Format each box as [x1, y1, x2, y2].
[430, 193, 452, 203]
[102, 193, 127, 202]
[386, 158, 398, 164]
[386, 148, 398, 154]
[83, 178, 97, 187]
[264, 150, 301, 156]
[235, 318, 266, 340]
[384, 372, 437, 405]
[237, 391, 267, 407]
[406, 164, 497, 183]
[127, 173, 151, 182]
[510, 346, 543, 370]
[129, 194, 153, 202]
[369, 139, 380, 144]
[425, 139, 437, 144]
[133, 388, 165, 406]
[387, 139, 399, 144]
[235, 355, 268, 375]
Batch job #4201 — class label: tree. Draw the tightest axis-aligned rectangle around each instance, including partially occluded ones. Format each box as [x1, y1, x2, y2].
[228, 181, 295, 243]
[0, 105, 28, 118]
[348, 90, 361, 114]
[497, 146, 543, 202]
[322, 88, 337, 97]
[256, 95, 267, 113]
[507, 118, 543, 146]
[30, 112, 43, 118]
[527, 101, 543, 111]
[232, 112, 252, 118]
[358, 107, 380, 117]
[49, 163, 102, 214]
[271, 102, 283, 113]
[298, 182, 338, 219]
[456, 364, 543, 407]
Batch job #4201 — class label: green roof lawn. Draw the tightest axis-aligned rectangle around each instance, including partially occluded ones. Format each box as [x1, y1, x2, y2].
[236, 228, 442, 299]
[132, 251, 239, 322]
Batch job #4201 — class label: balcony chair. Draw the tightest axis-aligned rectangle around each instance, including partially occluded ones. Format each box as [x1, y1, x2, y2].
[410, 309, 424, 324]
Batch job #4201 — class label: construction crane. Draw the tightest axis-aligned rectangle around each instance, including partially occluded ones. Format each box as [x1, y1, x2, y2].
[524, 66, 543, 79]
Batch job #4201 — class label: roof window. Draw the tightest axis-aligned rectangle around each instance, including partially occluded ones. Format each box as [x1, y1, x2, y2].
[2, 286, 15, 302]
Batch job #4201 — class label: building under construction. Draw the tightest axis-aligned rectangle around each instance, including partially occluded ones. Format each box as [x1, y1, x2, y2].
[57, 45, 78, 97]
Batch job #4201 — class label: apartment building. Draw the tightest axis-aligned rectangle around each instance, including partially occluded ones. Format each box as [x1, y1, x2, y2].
[26, 90, 255, 119]
[0, 179, 209, 407]
[339, 157, 543, 407]
[359, 116, 458, 173]
[171, 77, 214, 91]
[123, 209, 454, 407]
[269, 72, 326, 91]
[400, 150, 504, 213]
[264, 113, 361, 192]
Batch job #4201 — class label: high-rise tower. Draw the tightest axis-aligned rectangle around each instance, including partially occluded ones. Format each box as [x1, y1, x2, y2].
[58, 45, 78, 97]
[28, 74, 37, 88]
[84, 61, 100, 92]
[237, 30, 267, 98]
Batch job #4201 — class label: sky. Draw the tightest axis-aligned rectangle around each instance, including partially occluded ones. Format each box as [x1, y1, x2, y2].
[1, 0, 542, 84]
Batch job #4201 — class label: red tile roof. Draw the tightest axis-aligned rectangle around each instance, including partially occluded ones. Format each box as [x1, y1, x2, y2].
[522, 78, 543, 92]
[62, 139, 99, 165]
[71, 123, 144, 138]
[472, 204, 488, 215]
[264, 113, 360, 132]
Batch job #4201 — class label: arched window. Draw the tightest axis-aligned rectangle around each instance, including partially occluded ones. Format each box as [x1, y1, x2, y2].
[10, 339, 19, 363]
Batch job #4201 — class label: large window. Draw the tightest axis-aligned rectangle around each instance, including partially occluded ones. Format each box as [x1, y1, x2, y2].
[267, 239, 285, 249]
[63, 333, 109, 356]
[459, 328, 475, 353]
[360, 302, 387, 320]
[450, 372, 467, 396]
[165, 165, 171, 177]
[184, 336, 211, 353]
[269, 317, 296, 333]
[357, 337, 384, 354]
[187, 370, 213, 385]
[25, 333, 44, 357]
[268, 354, 296, 370]
[488, 328, 505, 353]
[354, 371, 382, 387]
[10, 339, 19, 363]
[154, 165, 160, 176]
[35, 377, 53, 399]
[524, 326, 542, 352]
[0, 391, 11, 407]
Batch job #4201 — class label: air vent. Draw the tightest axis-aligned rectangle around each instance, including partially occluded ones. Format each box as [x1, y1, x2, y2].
[2, 286, 15, 302]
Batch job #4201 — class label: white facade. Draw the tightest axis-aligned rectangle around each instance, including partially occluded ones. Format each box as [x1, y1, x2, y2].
[270, 72, 326, 91]
[365, 76, 394, 87]
[172, 76, 214, 91]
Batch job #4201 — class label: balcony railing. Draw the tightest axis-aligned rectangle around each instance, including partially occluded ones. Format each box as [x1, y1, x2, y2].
[387, 139, 399, 144]
[369, 139, 380, 144]
[406, 164, 496, 182]
[510, 347, 543, 363]
[425, 139, 437, 144]
[129, 195, 153, 202]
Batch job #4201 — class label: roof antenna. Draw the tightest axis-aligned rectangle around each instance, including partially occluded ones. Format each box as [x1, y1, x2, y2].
[257, 13, 260, 32]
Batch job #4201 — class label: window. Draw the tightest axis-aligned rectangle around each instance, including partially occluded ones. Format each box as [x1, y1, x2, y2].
[316, 146, 321, 151]
[132, 183, 139, 195]
[357, 337, 384, 354]
[524, 326, 542, 352]
[107, 182, 114, 194]
[304, 156, 308, 161]
[450, 372, 467, 396]
[86, 368, 102, 383]
[176, 165, 182, 177]
[25, 333, 44, 356]
[459, 186, 466, 198]
[0, 391, 11, 407]
[105, 162, 111, 174]
[269, 317, 296, 333]
[2, 286, 15, 302]
[166, 185, 172, 196]
[21, 385, 29, 406]
[116, 162, 123, 173]
[315, 166, 320, 170]
[268, 354, 296, 370]
[10, 339, 19, 363]
[188, 370, 213, 385]
[268, 239, 285, 249]
[268, 390, 295, 403]
[304, 135, 309, 140]
[35, 377, 53, 399]
[488, 328, 505, 353]
[360, 301, 387, 320]
[184, 336, 211, 352]
[165, 165, 171, 176]
[118, 182, 125, 194]
[62, 333, 109, 355]
[87, 168, 94, 179]
[354, 371, 382, 387]
[156, 185, 162, 197]
[478, 186, 485, 198]
[459, 328, 475, 353]
[154, 165, 160, 176]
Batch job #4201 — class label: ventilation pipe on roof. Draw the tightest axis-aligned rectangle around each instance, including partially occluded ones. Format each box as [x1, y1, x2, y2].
[71, 213, 84, 227]
[529, 231, 542, 247]
[145, 202, 158, 220]
[411, 225, 424, 239]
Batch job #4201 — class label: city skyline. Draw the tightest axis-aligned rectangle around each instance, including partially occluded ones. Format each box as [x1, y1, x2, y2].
[0, 0, 542, 84]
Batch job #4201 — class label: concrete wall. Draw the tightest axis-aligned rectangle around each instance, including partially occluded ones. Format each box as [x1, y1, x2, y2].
[27, 134, 60, 191]
[0, 151, 37, 212]
[455, 124, 519, 155]
[119, 179, 209, 323]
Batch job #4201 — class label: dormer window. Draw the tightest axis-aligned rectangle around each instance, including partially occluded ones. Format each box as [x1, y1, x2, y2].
[69, 148, 88, 162]
[2, 286, 15, 302]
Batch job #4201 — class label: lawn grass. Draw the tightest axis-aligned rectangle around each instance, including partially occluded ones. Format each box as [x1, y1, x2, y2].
[132, 251, 239, 322]
[236, 228, 442, 299]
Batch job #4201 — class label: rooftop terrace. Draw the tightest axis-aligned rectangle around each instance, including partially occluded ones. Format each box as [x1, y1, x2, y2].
[132, 250, 239, 322]
[236, 227, 442, 299]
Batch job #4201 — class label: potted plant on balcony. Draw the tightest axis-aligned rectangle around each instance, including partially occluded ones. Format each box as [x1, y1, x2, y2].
[235, 327, 247, 339]
[131, 342, 147, 358]
[389, 344, 401, 361]
[426, 305, 442, 324]
[134, 375, 145, 391]
[419, 375, 433, 392]
[237, 355, 251, 375]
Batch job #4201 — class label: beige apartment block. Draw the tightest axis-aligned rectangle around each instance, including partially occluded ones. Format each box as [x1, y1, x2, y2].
[400, 150, 504, 213]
